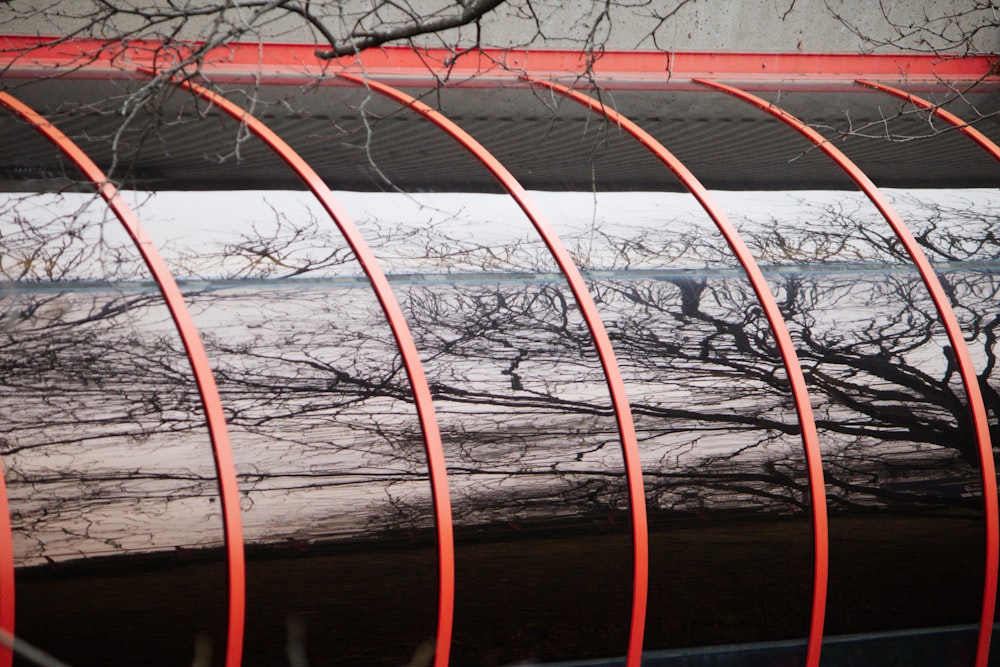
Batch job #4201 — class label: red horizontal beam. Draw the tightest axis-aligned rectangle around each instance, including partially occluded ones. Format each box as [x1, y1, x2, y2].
[1, 35, 996, 87]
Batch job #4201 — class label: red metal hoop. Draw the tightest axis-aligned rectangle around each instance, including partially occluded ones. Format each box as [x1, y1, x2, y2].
[695, 77, 1000, 667]
[0, 90, 246, 667]
[147, 70, 457, 667]
[336, 71, 650, 667]
[525, 75, 830, 667]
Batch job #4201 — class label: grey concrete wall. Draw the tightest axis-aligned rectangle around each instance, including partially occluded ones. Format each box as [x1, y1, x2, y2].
[2, 0, 998, 55]
[476, 0, 1000, 54]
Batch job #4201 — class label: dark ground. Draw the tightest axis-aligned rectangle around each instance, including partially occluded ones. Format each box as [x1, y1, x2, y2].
[11, 509, 986, 666]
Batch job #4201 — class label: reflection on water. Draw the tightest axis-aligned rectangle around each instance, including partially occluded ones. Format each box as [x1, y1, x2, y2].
[0, 188, 998, 662]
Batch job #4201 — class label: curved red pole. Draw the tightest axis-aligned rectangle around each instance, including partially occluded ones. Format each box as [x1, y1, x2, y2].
[696, 78, 999, 667]
[527, 76, 829, 667]
[0, 274, 13, 667]
[336, 71, 650, 667]
[0, 91, 246, 667]
[144, 70, 457, 667]
[855, 80, 1000, 162]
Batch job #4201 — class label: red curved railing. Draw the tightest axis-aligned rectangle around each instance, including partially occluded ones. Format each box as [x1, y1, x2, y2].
[335, 71, 651, 667]
[855, 80, 1000, 162]
[144, 70, 457, 667]
[695, 78, 1000, 667]
[525, 76, 830, 667]
[0, 202, 14, 667]
[0, 90, 246, 667]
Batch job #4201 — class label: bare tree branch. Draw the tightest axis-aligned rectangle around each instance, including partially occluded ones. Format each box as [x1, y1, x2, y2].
[310, 0, 508, 58]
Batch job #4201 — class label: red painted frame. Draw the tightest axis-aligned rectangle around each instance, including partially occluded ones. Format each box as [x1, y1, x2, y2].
[526, 76, 830, 667]
[0, 90, 246, 667]
[1, 34, 997, 667]
[694, 78, 1000, 667]
[335, 71, 651, 667]
[1, 35, 996, 88]
[145, 70, 457, 667]
[855, 79, 1000, 162]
